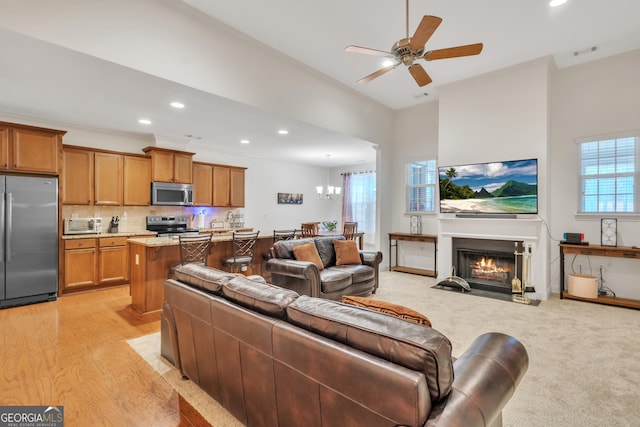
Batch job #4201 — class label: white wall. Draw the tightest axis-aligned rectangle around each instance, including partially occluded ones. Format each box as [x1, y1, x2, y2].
[392, 102, 439, 235]
[549, 49, 640, 299]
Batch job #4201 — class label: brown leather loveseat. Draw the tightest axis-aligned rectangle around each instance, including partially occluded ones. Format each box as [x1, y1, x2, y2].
[161, 264, 528, 427]
[266, 235, 383, 300]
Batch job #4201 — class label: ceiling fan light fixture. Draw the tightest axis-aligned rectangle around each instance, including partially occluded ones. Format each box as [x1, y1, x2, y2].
[345, 1, 482, 88]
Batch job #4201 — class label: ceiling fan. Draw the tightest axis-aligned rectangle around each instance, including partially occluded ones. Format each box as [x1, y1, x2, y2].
[345, 0, 483, 87]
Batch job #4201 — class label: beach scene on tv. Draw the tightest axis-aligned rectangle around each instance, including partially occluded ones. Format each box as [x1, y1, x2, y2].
[439, 159, 538, 214]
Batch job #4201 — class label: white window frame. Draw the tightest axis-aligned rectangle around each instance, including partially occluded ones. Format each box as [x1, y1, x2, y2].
[577, 132, 640, 215]
[406, 159, 437, 213]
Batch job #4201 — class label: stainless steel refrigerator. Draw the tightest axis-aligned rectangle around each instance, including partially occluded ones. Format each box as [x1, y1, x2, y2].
[0, 175, 58, 308]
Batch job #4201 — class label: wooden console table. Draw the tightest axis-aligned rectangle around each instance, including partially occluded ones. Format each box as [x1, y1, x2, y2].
[559, 243, 640, 309]
[388, 233, 437, 277]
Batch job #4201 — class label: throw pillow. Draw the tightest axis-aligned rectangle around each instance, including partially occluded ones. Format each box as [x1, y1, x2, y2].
[292, 242, 324, 270]
[342, 295, 432, 327]
[333, 239, 362, 266]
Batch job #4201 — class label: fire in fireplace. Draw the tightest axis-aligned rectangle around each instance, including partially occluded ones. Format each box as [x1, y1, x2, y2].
[452, 238, 522, 294]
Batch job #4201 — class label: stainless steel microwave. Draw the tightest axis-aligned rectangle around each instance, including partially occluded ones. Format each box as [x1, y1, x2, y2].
[151, 182, 194, 206]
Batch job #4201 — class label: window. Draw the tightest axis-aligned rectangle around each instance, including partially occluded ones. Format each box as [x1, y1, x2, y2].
[342, 171, 376, 248]
[579, 134, 639, 213]
[406, 160, 436, 212]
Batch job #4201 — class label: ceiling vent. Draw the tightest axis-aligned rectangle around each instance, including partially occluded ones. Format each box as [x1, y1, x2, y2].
[573, 46, 598, 57]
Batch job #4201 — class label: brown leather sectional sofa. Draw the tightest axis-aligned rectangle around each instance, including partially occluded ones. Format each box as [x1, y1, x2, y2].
[266, 235, 383, 300]
[161, 263, 529, 427]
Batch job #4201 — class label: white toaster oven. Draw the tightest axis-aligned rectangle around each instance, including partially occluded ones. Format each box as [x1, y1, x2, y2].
[63, 217, 102, 235]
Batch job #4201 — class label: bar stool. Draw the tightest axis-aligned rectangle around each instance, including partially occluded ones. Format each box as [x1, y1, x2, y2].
[168, 233, 212, 279]
[222, 231, 260, 274]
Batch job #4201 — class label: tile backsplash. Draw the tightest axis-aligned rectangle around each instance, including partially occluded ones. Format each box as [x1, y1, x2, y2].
[61, 205, 242, 233]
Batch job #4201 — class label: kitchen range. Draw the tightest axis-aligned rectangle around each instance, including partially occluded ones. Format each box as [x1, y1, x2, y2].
[146, 215, 200, 237]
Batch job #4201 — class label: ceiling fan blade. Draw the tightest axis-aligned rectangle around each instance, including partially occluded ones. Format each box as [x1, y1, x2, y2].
[409, 16, 443, 51]
[423, 43, 484, 61]
[345, 45, 393, 57]
[408, 64, 432, 87]
[357, 65, 396, 84]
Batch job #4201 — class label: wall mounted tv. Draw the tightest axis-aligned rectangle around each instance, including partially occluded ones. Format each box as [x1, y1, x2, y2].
[439, 158, 538, 215]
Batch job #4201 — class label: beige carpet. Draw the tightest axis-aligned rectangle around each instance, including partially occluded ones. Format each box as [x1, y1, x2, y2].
[129, 271, 640, 427]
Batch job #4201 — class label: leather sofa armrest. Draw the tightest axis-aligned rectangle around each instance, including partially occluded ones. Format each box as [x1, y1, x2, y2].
[266, 258, 321, 297]
[267, 258, 319, 278]
[360, 250, 383, 267]
[425, 332, 528, 427]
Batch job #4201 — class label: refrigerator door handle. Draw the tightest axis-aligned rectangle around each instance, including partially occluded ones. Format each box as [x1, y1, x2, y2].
[5, 192, 11, 262]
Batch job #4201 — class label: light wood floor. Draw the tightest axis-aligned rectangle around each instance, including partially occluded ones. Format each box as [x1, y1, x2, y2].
[0, 286, 211, 427]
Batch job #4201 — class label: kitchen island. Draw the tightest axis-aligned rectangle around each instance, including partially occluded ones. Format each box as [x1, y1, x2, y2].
[128, 232, 273, 313]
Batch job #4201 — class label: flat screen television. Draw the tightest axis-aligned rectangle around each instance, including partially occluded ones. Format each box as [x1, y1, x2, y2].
[439, 158, 538, 214]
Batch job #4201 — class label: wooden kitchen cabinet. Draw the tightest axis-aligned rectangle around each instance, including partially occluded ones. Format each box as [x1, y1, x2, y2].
[62, 147, 93, 205]
[213, 165, 245, 207]
[94, 152, 123, 205]
[63, 238, 98, 290]
[63, 146, 150, 207]
[0, 121, 65, 174]
[192, 162, 212, 206]
[143, 147, 194, 183]
[123, 155, 151, 205]
[98, 237, 129, 284]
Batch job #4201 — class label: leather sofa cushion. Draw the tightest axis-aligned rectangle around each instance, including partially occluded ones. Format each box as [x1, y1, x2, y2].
[222, 276, 300, 320]
[174, 263, 235, 295]
[330, 264, 374, 283]
[314, 236, 342, 267]
[287, 295, 453, 402]
[272, 238, 315, 260]
[319, 269, 352, 293]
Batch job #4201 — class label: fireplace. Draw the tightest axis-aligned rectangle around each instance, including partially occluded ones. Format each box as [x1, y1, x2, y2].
[452, 238, 523, 294]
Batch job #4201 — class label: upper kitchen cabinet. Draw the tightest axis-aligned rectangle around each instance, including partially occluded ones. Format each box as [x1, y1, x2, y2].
[62, 147, 93, 205]
[94, 152, 123, 205]
[0, 121, 65, 174]
[62, 146, 151, 206]
[212, 165, 246, 207]
[123, 155, 151, 206]
[192, 162, 212, 206]
[143, 147, 194, 183]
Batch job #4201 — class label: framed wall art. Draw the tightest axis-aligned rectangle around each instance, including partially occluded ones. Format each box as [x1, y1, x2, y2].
[600, 218, 617, 247]
[277, 192, 303, 205]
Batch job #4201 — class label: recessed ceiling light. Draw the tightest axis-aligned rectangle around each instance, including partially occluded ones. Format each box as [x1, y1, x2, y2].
[278, 129, 289, 135]
[549, 0, 567, 7]
[240, 139, 250, 144]
[138, 118, 152, 125]
[170, 101, 185, 109]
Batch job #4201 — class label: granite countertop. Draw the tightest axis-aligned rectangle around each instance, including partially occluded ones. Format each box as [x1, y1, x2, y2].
[128, 230, 271, 247]
[62, 231, 157, 240]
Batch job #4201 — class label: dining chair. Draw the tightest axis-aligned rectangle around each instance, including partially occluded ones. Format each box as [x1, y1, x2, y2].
[222, 231, 260, 274]
[168, 233, 213, 279]
[343, 222, 358, 241]
[300, 223, 318, 238]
